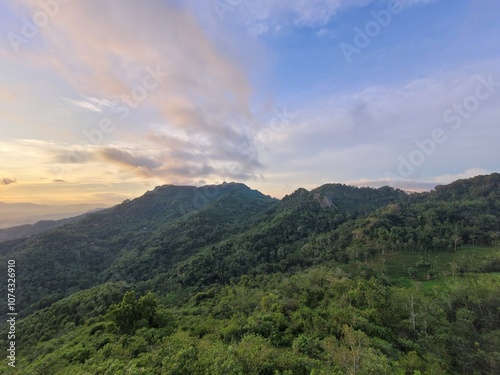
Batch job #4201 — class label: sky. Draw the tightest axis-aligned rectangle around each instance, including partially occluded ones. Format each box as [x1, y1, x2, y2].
[0, 0, 499, 209]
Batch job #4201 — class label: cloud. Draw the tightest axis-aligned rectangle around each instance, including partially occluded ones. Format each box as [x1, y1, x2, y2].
[348, 167, 491, 192]
[222, 0, 439, 36]
[165, 164, 215, 178]
[99, 148, 163, 171]
[0, 135, 262, 186]
[4, 0, 262, 181]
[3, 0, 490, 198]
[294, 71, 499, 151]
[228, 0, 355, 36]
[64, 99, 101, 113]
[348, 178, 438, 192]
[63, 96, 116, 113]
[431, 168, 491, 185]
[11, 139, 96, 165]
[0, 86, 20, 104]
[148, 125, 262, 171]
[52, 149, 96, 164]
[1, 178, 17, 185]
[97, 138, 260, 180]
[259, 67, 500, 190]
[93, 192, 130, 201]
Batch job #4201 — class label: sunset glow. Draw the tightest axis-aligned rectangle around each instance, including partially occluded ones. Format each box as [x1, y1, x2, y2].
[1, 0, 499, 208]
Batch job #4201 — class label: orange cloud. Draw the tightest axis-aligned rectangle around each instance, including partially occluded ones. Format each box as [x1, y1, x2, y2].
[4, 0, 260, 183]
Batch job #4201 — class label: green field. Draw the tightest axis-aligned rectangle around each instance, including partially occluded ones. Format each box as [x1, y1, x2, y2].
[374, 246, 500, 283]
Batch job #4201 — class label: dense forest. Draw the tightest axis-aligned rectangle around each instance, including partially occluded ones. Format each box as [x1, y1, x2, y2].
[1, 175, 499, 374]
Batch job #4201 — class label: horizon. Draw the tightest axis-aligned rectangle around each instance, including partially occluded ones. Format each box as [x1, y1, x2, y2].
[0, 173, 467, 206]
[3, 171, 496, 229]
[1, 1, 499, 208]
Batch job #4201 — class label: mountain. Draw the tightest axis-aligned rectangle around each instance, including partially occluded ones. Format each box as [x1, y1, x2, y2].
[428, 173, 500, 202]
[0, 183, 276, 315]
[0, 210, 107, 243]
[1, 175, 499, 374]
[3, 177, 499, 315]
[344, 172, 500, 253]
[0, 202, 107, 229]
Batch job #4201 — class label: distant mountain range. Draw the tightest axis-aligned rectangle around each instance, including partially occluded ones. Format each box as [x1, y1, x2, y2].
[0, 202, 107, 229]
[0, 209, 106, 243]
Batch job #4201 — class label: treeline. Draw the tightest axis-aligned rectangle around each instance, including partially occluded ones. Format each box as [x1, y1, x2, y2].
[334, 174, 500, 256]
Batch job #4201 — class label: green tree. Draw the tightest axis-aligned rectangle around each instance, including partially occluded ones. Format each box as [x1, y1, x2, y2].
[106, 290, 159, 333]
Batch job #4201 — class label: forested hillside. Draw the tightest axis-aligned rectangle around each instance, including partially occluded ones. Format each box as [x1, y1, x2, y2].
[1, 174, 499, 374]
[0, 213, 92, 243]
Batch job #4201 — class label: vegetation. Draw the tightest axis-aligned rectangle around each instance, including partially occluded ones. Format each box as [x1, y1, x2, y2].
[1, 175, 499, 374]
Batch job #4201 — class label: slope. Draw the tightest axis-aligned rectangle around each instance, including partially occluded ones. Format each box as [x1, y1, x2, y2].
[0, 183, 275, 316]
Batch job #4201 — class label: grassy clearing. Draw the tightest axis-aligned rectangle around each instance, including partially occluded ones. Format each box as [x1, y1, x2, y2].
[373, 246, 500, 283]
[419, 272, 500, 295]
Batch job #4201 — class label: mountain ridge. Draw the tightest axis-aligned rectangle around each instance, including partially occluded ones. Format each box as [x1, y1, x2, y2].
[1, 173, 499, 374]
[2, 175, 499, 315]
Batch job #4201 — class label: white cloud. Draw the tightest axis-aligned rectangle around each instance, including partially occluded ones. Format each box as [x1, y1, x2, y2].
[64, 98, 103, 113]
[3, 0, 263, 181]
[257, 65, 500, 190]
[221, 0, 440, 36]
[63, 96, 116, 113]
[431, 168, 491, 185]
[237, 0, 362, 35]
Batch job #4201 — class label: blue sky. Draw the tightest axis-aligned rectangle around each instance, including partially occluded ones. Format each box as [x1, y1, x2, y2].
[0, 0, 499, 207]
